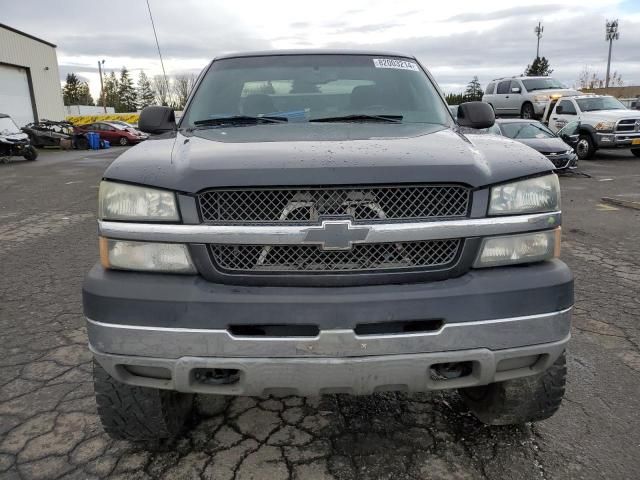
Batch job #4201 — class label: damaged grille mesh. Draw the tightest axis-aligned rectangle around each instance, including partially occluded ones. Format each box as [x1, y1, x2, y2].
[210, 239, 461, 273]
[198, 185, 470, 224]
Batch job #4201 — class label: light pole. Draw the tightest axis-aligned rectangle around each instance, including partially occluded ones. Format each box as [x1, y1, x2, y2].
[98, 59, 106, 113]
[534, 22, 544, 58]
[605, 20, 619, 88]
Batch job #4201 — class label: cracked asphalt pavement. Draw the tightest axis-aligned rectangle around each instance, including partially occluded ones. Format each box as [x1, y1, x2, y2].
[1, 148, 639, 480]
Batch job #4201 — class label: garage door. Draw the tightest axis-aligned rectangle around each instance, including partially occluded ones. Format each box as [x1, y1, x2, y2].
[0, 64, 35, 127]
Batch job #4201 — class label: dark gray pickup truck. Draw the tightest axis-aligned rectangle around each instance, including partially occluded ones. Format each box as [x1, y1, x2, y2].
[83, 50, 573, 441]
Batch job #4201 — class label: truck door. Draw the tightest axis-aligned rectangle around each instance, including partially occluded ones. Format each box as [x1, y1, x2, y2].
[549, 99, 577, 132]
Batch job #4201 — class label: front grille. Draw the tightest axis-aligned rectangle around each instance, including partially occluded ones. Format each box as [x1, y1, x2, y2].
[209, 239, 461, 274]
[616, 119, 639, 132]
[543, 152, 572, 169]
[198, 185, 470, 224]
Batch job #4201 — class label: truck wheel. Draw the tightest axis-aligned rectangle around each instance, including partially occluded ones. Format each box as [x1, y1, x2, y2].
[576, 135, 596, 160]
[459, 351, 566, 426]
[93, 360, 193, 441]
[23, 146, 38, 161]
[631, 149, 640, 158]
[520, 102, 535, 119]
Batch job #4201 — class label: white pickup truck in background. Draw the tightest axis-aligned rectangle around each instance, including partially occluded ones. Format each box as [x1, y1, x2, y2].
[544, 94, 640, 160]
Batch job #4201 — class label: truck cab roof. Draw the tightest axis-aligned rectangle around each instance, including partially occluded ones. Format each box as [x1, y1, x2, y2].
[214, 49, 416, 61]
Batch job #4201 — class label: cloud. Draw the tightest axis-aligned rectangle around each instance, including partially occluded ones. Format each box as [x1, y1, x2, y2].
[324, 12, 640, 90]
[445, 4, 565, 23]
[3, 0, 638, 96]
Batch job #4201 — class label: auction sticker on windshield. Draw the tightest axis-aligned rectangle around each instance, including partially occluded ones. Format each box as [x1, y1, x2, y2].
[372, 58, 420, 71]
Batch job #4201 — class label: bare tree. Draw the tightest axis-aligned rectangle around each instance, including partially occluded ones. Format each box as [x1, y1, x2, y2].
[576, 66, 623, 89]
[152, 75, 171, 106]
[172, 74, 196, 110]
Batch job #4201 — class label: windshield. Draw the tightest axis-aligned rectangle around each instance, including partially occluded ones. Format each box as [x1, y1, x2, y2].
[521, 78, 566, 92]
[576, 97, 626, 111]
[181, 55, 450, 128]
[499, 122, 555, 139]
[0, 117, 21, 135]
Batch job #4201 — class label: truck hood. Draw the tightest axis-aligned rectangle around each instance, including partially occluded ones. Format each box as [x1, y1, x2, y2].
[579, 110, 639, 121]
[104, 123, 555, 192]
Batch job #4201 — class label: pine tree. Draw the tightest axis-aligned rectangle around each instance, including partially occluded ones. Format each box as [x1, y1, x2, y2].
[77, 82, 94, 106]
[117, 67, 137, 112]
[100, 72, 119, 109]
[63, 73, 82, 105]
[445, 93, 464, 105]
[524, 57, 553, 76]
[463, 76, 483, 101]
[137, 70, 155, 109]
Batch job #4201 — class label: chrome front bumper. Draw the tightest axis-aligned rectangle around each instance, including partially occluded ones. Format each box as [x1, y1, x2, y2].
[596, 131, 640, 147]
[89, 308, 571, 396]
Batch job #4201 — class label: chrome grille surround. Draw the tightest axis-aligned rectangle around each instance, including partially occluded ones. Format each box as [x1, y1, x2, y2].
[198, 185, 471, 224]
[209, 239, 461, 273]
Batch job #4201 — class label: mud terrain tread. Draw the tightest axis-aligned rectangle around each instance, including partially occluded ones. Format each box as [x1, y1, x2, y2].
[461, 352, 566, 425]
[93, 360, 193, 441]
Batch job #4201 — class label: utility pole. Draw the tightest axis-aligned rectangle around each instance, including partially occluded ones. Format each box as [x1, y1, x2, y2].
[98, 59, 106, 113]
[605, 19, 619, 88]
[534, 22, 544, 58]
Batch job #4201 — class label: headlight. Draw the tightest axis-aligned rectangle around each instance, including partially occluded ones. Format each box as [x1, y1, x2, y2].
[474, 229, 560, 268]
[99, 181, 179, 221]
[489, 174, 560, 215]
[100, 238, 196, 273]
[594, 121, 615, 132]
[533, 94, 549, 102]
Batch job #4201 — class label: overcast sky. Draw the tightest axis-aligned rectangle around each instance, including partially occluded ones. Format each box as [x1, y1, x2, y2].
[3, 0, 640, 98]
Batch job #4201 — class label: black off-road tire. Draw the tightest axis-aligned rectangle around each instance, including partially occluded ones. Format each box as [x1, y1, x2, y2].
[23, 146, 38, 161]
[93, 360, 193, 441]
[460, 352, 567, 425]
[631, 148, 640, 158]
[576, 134, 596, 160]
[520, 102, 535, 119]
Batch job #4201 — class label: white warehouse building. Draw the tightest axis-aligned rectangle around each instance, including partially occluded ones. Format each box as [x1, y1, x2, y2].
[0, 23, 65, 126]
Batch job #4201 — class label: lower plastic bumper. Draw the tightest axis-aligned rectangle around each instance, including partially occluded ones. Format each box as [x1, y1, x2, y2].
[83, 259, 573, 330]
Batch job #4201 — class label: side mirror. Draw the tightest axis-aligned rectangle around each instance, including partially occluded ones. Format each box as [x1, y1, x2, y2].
[457, 102, 495, 129]
[511, 87, 521, 93]
[138, 106, 176, 134]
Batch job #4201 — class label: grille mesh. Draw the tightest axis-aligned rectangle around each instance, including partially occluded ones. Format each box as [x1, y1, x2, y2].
[616, 119, 639, 132]
[210, 239, 461, 273]
[198, 185, 470, 224]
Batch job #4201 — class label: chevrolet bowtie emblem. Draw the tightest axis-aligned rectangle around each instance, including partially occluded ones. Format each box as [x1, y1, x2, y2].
[302, 220, 370, 250]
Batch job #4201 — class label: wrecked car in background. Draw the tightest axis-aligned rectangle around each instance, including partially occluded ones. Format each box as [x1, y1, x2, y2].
[22, 119, 90, 150]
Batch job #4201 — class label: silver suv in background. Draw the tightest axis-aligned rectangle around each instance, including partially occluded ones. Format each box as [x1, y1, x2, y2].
[483, 76, 580, 119]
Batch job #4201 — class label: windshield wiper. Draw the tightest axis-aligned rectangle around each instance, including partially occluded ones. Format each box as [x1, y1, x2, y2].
[309, 114, 403, 123]
[191, 115, 288, 129]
